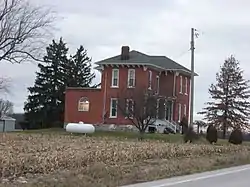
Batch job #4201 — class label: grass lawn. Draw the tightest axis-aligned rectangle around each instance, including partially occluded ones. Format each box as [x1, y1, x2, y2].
[0, 128, 249, 187]
[16, 128, 186, 142]
[16, 127, 249, 145]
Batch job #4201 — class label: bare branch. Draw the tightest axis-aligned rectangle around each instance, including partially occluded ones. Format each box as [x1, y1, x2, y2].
[0, 76, 11, 93]
[0, 0, 56, 63]
[116, 85, 158, 133]
[0, 99, 13, 116]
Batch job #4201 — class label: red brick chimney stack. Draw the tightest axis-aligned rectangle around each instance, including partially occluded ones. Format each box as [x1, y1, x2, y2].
[121, 46, 130, 60]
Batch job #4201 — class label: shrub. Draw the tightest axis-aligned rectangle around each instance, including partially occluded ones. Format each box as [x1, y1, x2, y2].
[206, 124, 218, 144]
[229, 128, 243, 145]
[19, 121, 29, 130]
[184, 126, 199, 143]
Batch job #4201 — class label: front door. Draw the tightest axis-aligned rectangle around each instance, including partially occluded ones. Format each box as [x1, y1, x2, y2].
[165, 101, 172, 121]
[158, 99, 165, 119]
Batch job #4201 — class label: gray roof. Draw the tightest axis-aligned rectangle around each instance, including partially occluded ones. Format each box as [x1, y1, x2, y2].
[95, 50, 198, 76]
[0, 116, 16, 121]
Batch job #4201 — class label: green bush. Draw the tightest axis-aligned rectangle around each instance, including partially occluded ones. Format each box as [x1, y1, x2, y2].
[229, 128, 243, 145]
[184, 126, 199, 143]
[206, 124, 218, 144]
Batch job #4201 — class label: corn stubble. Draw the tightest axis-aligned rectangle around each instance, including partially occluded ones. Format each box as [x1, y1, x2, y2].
[0, 133, 249, 179]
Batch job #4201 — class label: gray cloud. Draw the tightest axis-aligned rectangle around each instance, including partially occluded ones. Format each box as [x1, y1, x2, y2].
[1, 0, 250, 120]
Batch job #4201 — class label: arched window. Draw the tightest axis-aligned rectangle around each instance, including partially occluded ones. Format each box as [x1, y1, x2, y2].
[78, 97, 89, 112]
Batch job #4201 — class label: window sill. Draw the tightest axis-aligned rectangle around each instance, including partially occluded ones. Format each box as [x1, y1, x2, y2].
[127, 86, 135, 89]
[109, 116, 117, 119]
[111, 86, 119, 88]
[179, 92, 183, 94]
[184, 93, 188, 96]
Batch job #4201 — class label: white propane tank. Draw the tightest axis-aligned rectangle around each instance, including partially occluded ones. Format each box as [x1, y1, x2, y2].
[66, 122, 95, 134]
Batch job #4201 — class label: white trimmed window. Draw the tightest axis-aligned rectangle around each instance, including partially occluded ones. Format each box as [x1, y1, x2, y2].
[183, 104, 187, 117]
[110, 98, 118, 118]
[78, 97, 89, 111]
[148, 70, 152, 89]
[111, 69, 119, 87]
[179, 75, 183, 93]
[125, 99, 134, 119]
[156, 76, 160, 94]
[178, 103, 182, 122]
[185, 77, 188, 94]
[127, 69, 135, 88]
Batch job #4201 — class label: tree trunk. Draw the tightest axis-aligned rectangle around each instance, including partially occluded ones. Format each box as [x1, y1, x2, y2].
[222, 122, 226, 139]
[138, 130, 145, 141]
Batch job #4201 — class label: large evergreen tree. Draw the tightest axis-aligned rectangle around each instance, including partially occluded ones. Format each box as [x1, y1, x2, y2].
[24, 39, 97, 128]
[24, 38, 68, 128]
[64, 45, 96, 87]
[198, 55, 250, 138]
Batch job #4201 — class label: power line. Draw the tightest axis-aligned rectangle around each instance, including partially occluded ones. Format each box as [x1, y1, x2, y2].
[174, 49, 190, 59]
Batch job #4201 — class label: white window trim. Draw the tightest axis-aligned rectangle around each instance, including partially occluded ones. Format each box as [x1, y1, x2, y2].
[183, 104, 187, 117]
[127, 69, 135, 88]
[125, 99, 134, 119]
[156, 75, 160, 94]
[78, 97, 90, 112]
[148, 70, 152, 90]
[111, 69, 119, 88]
[110, 98, 118, 118]
[185, 77, 188, 95]
[179, 75, 183, 94]
[178, 103, 182, 122]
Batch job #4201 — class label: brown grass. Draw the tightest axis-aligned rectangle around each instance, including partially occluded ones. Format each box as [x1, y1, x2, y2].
[0, 133, 250, 187]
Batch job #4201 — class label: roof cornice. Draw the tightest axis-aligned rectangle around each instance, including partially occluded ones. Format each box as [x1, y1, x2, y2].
[94, 63, 198, 76]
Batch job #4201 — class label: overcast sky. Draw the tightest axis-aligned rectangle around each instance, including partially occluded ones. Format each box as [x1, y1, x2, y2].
[1, 0, 250, 120]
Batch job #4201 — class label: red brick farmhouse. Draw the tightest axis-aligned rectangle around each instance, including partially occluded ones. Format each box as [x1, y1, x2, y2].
[64, 46, 198, 128]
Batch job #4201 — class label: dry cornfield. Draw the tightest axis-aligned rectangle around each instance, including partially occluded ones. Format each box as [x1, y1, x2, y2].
[0, 133, 250, 184]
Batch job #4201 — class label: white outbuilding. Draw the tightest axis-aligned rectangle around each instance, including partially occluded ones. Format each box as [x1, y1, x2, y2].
[0, 116, 17, 132]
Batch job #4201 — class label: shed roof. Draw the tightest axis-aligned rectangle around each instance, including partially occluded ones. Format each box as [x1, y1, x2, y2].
[0, 116, 16, 121]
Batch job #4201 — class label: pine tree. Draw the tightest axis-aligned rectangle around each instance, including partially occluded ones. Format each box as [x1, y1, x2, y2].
[198, 56, 250, 138]
[24, 38, 69, 128]
[64, 45, 96, 88]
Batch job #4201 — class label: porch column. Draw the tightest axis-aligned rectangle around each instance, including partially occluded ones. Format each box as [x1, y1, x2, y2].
[164, 97, 167, 120]
[171, 101, 174, 121]
[156, 98, 159, 119]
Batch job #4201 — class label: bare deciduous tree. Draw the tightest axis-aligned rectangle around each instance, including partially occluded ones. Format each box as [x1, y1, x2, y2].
[0, 76, 10, 93]
[0, 99, 13, 116]
[117, 86, 158, 139]
[0, 0, 56, 63]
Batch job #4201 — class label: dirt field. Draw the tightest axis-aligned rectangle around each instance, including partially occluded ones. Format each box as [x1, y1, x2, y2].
[0, 132, 250, 187]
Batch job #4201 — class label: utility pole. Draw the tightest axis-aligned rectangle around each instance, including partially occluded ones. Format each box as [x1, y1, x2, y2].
[190, 28, 195, 127]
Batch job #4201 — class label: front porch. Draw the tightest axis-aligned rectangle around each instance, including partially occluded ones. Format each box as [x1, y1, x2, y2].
[156, 96, 175, 121]
[149, 96, 180, 133]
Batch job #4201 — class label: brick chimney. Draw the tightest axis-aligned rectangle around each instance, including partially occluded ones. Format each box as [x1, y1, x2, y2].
[121, 46, 130, 60]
